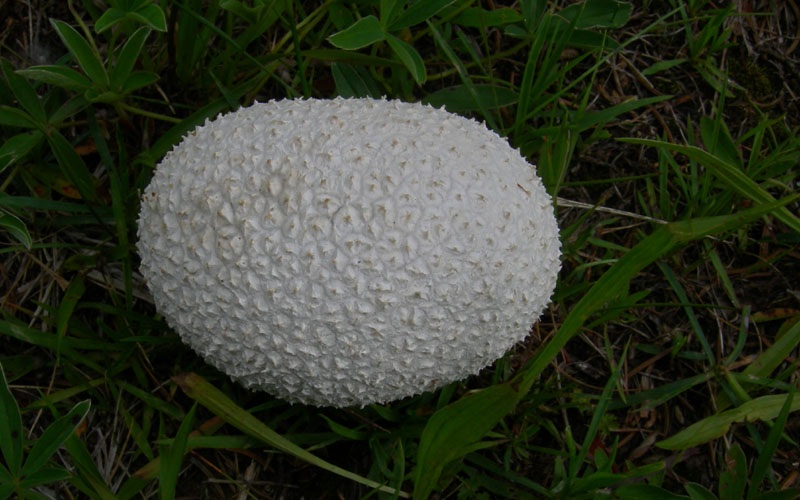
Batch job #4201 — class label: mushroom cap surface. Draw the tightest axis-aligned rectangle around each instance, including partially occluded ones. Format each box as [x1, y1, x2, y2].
[137, 98, 561, 407]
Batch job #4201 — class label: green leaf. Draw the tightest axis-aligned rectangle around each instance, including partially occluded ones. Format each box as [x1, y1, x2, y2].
[46, 128, 99, 204]
[389, 0, 456, 31]
[657, 394, 800, 450]
[1, 59, 47, 123]
[423, 85, 518, 112]
[56, 275, 86, 358]
[174, 373, 409, 498]
[618, 138, 800, 234]
[719, 319, 800, 410]
[700, 115, 742, 169]
[0, 131, 43, 175]
[385, 33, 426, 84]
[0, 208, 32, 249]
[110, 27, 151, 90]
[452, 7, 523, 27]
[641, 58, 688, 76]
[575, 95, 672, 131]
[616, 484, 690, 499]
[19, 467, 71, 488]
[50, 19, 108, 86]
[15, 66, 93, 92]
[0, 105, 37, 128]
[720, 442, 747, 500]
[331, 63, 376, 98]
[414, 382, 519, 499]
[0, 363, 23, 475]
[94, 8, 126, 33]
[328, 15, 386, 50]
[685, 482, 718, 500]
[21, 400, 90, 476]
[159, 403, 196, 500]
[747, 392, 794, 499]
[120, 71, 159, 94]
[559, 0, 632, 29]
[131, 4, 167, 32]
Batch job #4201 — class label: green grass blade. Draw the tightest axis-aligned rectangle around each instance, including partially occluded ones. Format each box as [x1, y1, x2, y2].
[718, 319, 800, 410]
[658, 262, 715, 364]
[657, 393, 800, 450]
[618, 138, 800, 234]
[159, 403, 196, 500]
[174, 373, 410, 498]
[21, 400, 90, 476]
[46, 129, 98, 204]
[0, 207, 32, 249]
[747, 391, 794, 499]
[56, 275, 86, 360]
[0, 364, 23, 476]
[427, 20, 497, 130]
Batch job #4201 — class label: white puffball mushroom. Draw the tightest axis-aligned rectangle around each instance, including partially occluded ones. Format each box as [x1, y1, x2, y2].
[137, 97, 561, 408]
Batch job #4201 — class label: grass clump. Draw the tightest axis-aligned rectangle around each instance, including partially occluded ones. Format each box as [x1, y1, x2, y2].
[1, 0, 799, 498]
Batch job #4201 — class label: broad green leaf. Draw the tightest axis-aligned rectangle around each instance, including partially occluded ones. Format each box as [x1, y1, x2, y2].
[423, 85, 518, 112]
[328, 16, 385, 50]
[174, 373, 410, 498]
[0, 131, 43, 175]
[389, 0, 456, 31]
[0, 208, 32, 249]
[379, 0, 402, 27]
[120, 71, 159, 94]
[0, 105, 37, 128]
[110, 27, 151, 90]
[720, 442, 747, 500]
[131, 4, 167, 31]
[159, 403, 196, 500]
[414, 382, 519, 499]
[657, 394, 800, 450]
[0, 363, 23, 475]
[619, 138, 800, 234]
[46, 129, 99, 204]
[21, 400, 90, 476]
[701, 115, 742, 169]
[452, 7, 523, 27]
[15, 66, 93, 92]
[1, 59, 47, 123]
[559, 0, 632, 29]
[685, 483, 717, 500]
[94, 8, 126, 33]
[385, 33, 426, 84]
[50, 19, 108, 86]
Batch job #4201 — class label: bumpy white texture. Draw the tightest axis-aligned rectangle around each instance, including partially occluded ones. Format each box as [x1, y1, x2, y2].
[137, 97, 560, 407]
